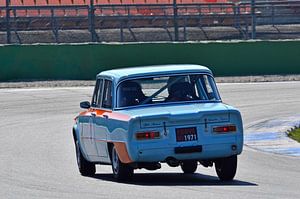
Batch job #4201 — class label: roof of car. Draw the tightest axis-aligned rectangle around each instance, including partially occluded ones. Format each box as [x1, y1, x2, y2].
[97, 64, 212, 81]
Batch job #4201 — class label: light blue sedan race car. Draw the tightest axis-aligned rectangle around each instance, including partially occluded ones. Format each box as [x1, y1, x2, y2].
[73, 64, 243, 181]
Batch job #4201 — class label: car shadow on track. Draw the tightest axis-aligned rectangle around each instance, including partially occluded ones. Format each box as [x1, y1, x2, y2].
[90, 173, 257, 186]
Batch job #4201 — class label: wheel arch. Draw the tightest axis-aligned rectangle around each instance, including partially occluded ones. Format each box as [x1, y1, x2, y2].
[107, 142, 133, 164]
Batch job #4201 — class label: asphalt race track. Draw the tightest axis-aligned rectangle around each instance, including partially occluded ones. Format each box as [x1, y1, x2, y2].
[0, 82, 300, 199]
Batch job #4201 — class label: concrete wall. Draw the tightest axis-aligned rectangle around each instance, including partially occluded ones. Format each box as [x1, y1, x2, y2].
[0, 41, 299, 81]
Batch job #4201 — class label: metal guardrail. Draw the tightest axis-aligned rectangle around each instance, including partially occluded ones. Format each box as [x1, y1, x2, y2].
[0, 0, 300, 43]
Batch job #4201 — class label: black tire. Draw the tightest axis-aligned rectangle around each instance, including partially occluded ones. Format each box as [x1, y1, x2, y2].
[215, 155, 237, 181]
[75, 140, 96, 176]
[180, 160, 198, 174]
[111, 146, 134, 181]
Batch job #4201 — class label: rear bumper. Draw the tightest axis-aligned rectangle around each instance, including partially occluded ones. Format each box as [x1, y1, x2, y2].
[131, 142, 242, 162]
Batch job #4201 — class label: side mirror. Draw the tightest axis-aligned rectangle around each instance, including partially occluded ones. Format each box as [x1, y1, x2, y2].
[80, 101, 91, 109]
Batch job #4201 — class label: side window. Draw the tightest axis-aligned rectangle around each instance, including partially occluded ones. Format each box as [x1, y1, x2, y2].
[203, 75, 213, 94]
[102, 80, 112, 109]
[203, 75, 215, 100]
[91, 79, 103, 107]
[197, 75, 219, 100]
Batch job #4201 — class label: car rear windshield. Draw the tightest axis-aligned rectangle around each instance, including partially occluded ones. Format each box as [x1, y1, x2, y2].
[116, 74, 221, 108]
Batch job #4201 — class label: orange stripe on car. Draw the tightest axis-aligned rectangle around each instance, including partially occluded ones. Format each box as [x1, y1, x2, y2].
[83, 109, 131, 121]
[78, 110, 89, 116]
[79, 108, 96, 116]
[94, 139, 133, 163]
[104, 112, 131, 121]
[113, 142, 133, 164]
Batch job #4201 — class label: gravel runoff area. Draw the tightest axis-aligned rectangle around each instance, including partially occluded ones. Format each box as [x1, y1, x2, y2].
[0, 75, 299, 89]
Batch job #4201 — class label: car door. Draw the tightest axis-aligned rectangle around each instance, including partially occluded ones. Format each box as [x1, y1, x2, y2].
[79, 115, 95, 159]
[93, 79, 112, 159]
[80, 79, 102, 160]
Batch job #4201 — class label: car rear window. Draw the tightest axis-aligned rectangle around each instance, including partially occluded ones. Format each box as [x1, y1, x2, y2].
[116, 74, 221, 108]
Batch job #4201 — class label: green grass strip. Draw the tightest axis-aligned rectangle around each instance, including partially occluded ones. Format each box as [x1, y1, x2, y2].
[287, 126, 300, 143]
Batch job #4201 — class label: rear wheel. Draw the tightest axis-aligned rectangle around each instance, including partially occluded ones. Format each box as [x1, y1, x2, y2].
[75, 140, 95, 176]
[111, 146, 134, 181]
[215, 155, 237, 181]
[180, 160, 198, 174]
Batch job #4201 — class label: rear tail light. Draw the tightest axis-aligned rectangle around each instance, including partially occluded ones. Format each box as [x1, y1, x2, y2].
[213, 125, 236, 133]
[136, 131, 160, 140]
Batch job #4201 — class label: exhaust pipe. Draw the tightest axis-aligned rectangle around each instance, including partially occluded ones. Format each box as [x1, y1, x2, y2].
[166, 157, 180, 167]
[136, 162, 161, 170]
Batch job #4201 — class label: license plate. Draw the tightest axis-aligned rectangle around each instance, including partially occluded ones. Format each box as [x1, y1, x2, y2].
[176, 127, 198, 142]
